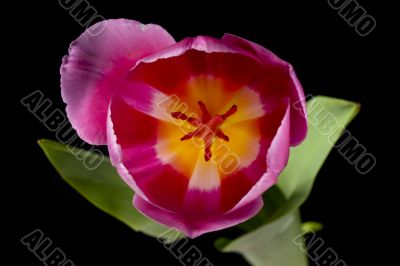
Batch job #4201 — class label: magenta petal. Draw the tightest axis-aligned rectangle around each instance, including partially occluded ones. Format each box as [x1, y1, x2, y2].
[231, 100, 291, 211]
[106, 101, 149, 201]
[134, 194, 263, 238]
[107, 94, 190, 212]
[222, 34, 307, 146]
[61, 19, 175, 144]
[131, 35, 257, 69]
[222, 34, 286, 67]
[288, 65, 308, 145]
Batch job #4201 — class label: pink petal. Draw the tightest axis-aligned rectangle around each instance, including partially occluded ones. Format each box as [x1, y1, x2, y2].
[107, 95, 189, 211]
[231, 99, 291, 211]
[219, 98, 289, 212]
[61, 19, 175, 145]
[133, 36, 256, 67]
[183, 189, 221, 217]
[134, 194, 263, 238]
[127, 36, 265, 96]
[222, 34, 307, 146]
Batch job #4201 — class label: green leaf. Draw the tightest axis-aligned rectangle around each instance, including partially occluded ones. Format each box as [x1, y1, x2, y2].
[240, 96, 360, 229]
[222, 210, 308, 266]
[38, 139, 172, 238]
[301, 221, 323, 233]
[218, 96, 360, 265]
[269, 96, 360, 222]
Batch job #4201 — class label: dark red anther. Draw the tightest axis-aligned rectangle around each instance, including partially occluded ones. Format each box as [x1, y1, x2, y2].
[171, 112, 200, 126]
[198, 101, 212, 122]
[216, 129, 229, 142]
[180, 132, 195, 141]
[221, 105, 237, 120]
[204, 147, 212, 161]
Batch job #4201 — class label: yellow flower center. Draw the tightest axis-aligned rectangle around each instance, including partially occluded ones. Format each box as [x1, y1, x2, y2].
[155, 75, 265, 189]
[171, 101, 237, 161]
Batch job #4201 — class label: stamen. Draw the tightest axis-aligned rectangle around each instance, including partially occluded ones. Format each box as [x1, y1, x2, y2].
[204, 147, 212, 161]
[203, 132, 214, 161]
[198, 101, 211, 122]
[180, 131, 196, 141]
[171, 112, 200, 126]
[216, 129, 229, 142]
[171, 102, 237, 161]
[171, 111, 187, 119]
[221, 105, 237, 120]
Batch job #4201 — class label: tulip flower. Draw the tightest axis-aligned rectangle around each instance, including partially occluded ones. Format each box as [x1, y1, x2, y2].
[61, 19, 307, 238]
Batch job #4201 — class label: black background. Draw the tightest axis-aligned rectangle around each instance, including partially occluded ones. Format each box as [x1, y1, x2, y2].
[8, 0, 389, 265]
